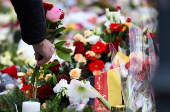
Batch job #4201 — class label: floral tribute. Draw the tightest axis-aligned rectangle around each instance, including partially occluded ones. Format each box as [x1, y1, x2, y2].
[0, 4, 158, 112]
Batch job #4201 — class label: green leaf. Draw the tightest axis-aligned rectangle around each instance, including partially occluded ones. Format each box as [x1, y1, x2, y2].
[118, 29, 127, 40]
[56, 47, 72, 54]
[136, 107, 142, 112]
[52, 27, 66, 36]
[44, 61, 59, 70]
[54, 41, 66, 47]
[46, 34, 51, 39]
[126, 107, 133, 112]
[57, 50, 72, 62]
[53, 74, 57, 85]
[27, 63, 34, 69]
[47, 76, 53, 84]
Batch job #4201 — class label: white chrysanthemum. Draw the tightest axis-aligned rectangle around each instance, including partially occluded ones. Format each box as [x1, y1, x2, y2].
[53, 79, 69, 93]
[67, 79, 100, 104]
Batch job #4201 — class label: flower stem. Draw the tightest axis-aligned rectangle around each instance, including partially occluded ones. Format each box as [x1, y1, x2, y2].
[34, 69, 39, 98]
[91, 86, 111, 111]
[28, 69, 35, 97]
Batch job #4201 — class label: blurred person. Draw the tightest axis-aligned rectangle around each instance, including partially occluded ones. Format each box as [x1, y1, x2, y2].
[10, 0, 54, 67]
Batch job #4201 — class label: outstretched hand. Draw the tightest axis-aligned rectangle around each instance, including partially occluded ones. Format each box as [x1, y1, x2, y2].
[33, 39, 55, 67]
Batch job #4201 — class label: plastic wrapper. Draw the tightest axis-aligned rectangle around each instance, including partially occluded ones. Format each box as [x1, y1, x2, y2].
[110, 24, 158, 112]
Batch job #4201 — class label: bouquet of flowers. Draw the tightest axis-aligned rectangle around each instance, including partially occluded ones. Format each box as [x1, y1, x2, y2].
[107, 11, 158, 112]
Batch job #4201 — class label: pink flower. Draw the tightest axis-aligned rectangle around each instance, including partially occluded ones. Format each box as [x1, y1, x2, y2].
[46, 8, 62, 22]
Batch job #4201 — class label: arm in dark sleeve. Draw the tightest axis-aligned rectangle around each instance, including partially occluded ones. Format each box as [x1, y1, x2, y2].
[11, 0, 47, 45]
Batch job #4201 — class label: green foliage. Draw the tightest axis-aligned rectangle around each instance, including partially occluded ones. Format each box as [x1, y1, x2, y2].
[43, 61, 60, 70]
[40, 92, 65, 112]
[54, 41, 72, 62]
[52, 27, 66, 36]
[57, 50, 72, 62]
[0, 87, 38, 112]
[136, 107, 142, 112]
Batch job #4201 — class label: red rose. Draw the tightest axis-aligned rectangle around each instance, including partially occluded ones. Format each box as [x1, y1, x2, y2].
[88, 60, 104, 72]
[38, 84, 54, 99]
[136, 71, 146, 82]
[57, 74, 70, 84]
[91, 41, 106, 53]
[74, 41, 86, 54]
[43, 2, 54, 14]
[109, 23, 122, 32]
[59, 9, 65, 19]
[48, 59, 60, 74]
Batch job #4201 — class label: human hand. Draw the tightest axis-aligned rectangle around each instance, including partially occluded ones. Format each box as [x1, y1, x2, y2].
[33, 39, 55, 67]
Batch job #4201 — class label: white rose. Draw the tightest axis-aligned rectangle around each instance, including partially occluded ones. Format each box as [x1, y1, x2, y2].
[86, 35, 102, 45]
[0, 55, 13, 66]
[25, 56, 36, 67]
[17, 49, 28, 61]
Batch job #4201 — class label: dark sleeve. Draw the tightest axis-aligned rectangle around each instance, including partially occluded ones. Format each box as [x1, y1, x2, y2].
[10, 0, 47, 45]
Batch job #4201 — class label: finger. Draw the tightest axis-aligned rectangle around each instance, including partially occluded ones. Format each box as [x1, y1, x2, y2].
[51, 44, 55, 48]
[34, 52, 41, 60]
[37, 57, 51, 67]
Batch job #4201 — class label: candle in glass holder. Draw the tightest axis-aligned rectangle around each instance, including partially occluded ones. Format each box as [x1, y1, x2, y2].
[22, 101, 40, 112]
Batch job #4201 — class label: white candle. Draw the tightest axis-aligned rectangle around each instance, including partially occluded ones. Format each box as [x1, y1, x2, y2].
[22, 101, 40, 112]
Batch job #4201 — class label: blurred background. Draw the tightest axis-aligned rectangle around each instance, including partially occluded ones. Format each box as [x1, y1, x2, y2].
[0, 0, 158, 69]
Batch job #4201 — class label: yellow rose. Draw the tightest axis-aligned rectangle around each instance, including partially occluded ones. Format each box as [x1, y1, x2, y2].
[80, 38, 87, 45]
[74, 53, 83, 61]
[84, 30, 92, 37]
[93, 70, 101, 75]
[74, 34, 83, 41]
[86, 51, 95, 57]
[69, 68, 81, 79]
[94, 53, 101, 59]
[45, 74, 52, 82]
[78, 57, 87, 65]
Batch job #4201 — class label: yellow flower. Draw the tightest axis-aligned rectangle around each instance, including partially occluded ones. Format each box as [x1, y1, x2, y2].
[74, 53, 83, 61]
[80, 38, 87, 45]
[84, 30, 92, 37]
[78, 57, 87, 65]
[122, 22, 132, 32]
[38, 73, 44, 79]
[42, 103, 46, 109]
[74, 34, 83, 41]
[45, 74, 52, 82]
[86, 51, 95, 57]
[93, 70, 101, 75]
[69, 68, 81, 79]
[27, 69, 33, 76]
[94, 53, 101, 59]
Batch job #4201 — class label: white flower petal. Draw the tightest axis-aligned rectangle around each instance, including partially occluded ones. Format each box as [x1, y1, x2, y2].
[86, 88, 100, 98]
[86, 35, 101, 45]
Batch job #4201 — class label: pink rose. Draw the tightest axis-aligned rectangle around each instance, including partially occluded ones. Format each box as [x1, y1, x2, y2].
[46, 8, 62, 22]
